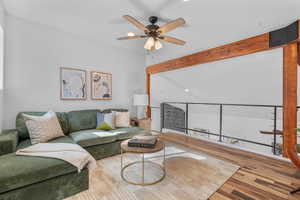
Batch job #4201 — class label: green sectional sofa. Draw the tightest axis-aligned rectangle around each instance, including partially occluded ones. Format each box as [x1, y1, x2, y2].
[0, 109, 145, 200]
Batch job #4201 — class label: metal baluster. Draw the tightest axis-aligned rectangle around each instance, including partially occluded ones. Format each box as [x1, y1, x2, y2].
[142, 153, 145, 185]
[185, 103, 189, 135]
[160, 103, 164, 133]
[219, 104, 223, 142]
[273, 107, 277, 155]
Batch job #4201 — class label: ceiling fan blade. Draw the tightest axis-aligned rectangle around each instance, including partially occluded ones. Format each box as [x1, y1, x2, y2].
[117, 35, 147, 40]
[123, 15, 148, 32]
[157, 18, 186, 34]
[158, 16, 189, 27]
[159, 36, 186, 45]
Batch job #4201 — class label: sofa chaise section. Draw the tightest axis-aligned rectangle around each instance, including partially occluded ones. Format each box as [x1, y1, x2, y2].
[0, 153, 76, 194]
[0, 109, 145, 200]
[0, 131, 89, 200]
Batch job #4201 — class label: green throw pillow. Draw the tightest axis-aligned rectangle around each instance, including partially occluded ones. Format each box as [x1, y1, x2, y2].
[97, 122, 112, 131]
[96, 112, 114, 131]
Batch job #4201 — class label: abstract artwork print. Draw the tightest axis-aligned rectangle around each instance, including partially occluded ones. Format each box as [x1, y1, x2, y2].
[91, 71, 112, 100]
[60, 67, 87, 100]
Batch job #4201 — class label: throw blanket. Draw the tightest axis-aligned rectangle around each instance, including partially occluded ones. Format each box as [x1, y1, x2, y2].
[16, 143, 97, 172]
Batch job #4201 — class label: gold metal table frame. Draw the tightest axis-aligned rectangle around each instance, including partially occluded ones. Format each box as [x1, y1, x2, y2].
[120, 139, 166, 186]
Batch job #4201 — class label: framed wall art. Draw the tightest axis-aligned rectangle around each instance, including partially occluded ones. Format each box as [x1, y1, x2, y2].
[91, 71, 112, 100]
[60, 67, 87, 100]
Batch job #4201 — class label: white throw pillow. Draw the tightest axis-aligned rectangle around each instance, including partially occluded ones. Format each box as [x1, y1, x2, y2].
[22, 111, 65, 144]
[115, 111, 130, 128]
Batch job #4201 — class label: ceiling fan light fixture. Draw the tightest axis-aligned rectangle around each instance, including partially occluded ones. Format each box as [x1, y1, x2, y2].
[154, 40, 163, 50]
[144, 37, 155, 50]
[127, 32, 135, 36]
[118, 15, 186, 51]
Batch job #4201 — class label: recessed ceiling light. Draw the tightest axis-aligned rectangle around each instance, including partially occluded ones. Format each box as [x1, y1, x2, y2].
[127, 32, 135, 36]
[184, 89, 189, 93]
[183, 0, 190, 2]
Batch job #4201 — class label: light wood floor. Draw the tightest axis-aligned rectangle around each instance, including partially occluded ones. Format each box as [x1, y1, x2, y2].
[161, 133, 300, 200]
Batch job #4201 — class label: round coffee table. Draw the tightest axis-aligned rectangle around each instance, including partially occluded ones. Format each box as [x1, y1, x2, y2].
[120, 139, 166, 186]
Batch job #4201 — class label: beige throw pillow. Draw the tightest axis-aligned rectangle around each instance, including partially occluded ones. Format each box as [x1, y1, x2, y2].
[23, 111, 65, 144]
[115, 111, 130, 128]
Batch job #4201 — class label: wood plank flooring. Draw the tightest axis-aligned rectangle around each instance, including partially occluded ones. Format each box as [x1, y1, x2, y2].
[161, 133, 300, 200]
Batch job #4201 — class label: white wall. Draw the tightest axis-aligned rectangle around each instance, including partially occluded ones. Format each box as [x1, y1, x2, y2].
[149, 49, 285, 129]
[150, 49, 284, 107]
[3, 16, 145, 129]
[0, 2, 5, 132]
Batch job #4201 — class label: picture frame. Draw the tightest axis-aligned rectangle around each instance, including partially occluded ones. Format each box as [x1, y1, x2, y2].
[91, 71, 112, 100]
[60, 67, 87, 100]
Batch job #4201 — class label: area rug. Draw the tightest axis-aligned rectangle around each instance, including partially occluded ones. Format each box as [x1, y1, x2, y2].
[66, 145, 240, 200]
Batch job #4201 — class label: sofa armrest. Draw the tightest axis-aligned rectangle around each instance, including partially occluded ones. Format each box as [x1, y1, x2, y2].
[0, 129, 18, 156]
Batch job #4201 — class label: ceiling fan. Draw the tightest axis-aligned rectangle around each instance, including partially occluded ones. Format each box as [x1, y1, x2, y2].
[117, 15, 186, 51]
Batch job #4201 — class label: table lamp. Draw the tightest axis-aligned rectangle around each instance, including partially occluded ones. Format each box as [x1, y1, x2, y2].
[133, 94, 148, 119]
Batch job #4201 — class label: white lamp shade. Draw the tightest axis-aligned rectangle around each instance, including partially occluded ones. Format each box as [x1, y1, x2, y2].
[133, 94, 148, 106]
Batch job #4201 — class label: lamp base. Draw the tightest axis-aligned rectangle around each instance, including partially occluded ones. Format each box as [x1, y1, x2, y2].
[137, 106, 145, 119]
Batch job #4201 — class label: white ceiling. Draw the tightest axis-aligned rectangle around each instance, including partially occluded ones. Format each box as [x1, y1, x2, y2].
[2, 0, 300, 53]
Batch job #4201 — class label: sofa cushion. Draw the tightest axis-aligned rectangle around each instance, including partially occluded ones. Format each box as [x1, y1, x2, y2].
[69, 128, 145, 148]
[0, 153, 77, 194]
[17, 136, 75, 150]
[69, 129, 117, 147]
[112, 127, 145, 140]
[16, 112, 70, 140]
[68, 110, 100, 133]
